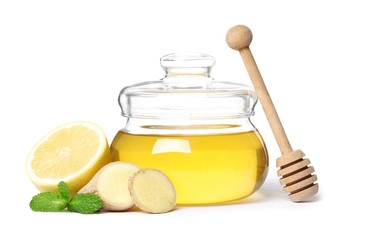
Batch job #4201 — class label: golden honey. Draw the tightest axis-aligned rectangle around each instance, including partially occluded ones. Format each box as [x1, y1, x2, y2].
[111, 129, 268, 204]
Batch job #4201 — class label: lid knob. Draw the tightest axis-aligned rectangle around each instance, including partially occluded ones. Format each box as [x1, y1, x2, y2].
[161, 52, 215, 77]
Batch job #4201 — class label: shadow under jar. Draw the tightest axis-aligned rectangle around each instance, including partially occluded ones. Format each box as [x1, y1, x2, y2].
[111, 53, 269, 204]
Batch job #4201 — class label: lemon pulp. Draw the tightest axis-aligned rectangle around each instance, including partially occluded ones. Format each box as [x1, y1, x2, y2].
[26, 122, 112, 195]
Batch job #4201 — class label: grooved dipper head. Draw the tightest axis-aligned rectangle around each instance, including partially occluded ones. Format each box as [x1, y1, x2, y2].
[277, 150, 319, 202]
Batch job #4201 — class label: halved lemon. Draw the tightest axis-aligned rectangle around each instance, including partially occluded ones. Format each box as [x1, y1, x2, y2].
[26, 121, 112, 195]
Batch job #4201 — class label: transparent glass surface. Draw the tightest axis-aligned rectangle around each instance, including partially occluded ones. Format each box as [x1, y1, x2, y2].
[111, 53, 269, 204]
[118, 52, 257, 119]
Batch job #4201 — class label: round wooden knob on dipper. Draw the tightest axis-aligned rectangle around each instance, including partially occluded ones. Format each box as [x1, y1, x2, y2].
[226, 25, 318, 202]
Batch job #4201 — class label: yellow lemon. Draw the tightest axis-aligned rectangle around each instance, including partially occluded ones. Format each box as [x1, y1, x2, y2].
[26, 121, 112, 195]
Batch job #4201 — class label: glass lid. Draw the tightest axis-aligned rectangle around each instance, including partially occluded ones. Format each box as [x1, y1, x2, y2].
[118, 53, 257, 119]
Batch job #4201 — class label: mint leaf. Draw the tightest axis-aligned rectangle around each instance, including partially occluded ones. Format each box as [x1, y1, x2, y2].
[68, 193, 103, 214]
[30, 192, 68, 212]
[58, 181, 69, 201]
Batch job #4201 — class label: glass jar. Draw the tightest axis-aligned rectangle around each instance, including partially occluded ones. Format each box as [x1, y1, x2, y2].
[111, 53, 268, 204]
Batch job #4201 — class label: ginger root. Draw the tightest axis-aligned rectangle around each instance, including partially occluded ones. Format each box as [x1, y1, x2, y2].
[79, 161, 141, 211]
[129, 169, 177, 214]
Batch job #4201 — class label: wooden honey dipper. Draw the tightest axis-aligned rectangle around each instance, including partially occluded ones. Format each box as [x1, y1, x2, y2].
[226, 25, 318, 202]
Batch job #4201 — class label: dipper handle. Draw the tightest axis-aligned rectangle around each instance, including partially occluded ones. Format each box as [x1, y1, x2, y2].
[226, 25, 318, 202]
[226, 25, 292, 155]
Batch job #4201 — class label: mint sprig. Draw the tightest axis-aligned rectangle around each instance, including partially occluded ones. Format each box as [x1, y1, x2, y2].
[29, 181, 103, 214]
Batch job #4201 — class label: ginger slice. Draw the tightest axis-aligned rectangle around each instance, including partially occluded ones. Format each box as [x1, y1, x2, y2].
[79, 161, 141, 211]
[129, 169, 177, 214]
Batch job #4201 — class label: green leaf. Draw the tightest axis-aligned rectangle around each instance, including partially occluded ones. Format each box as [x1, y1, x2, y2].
[58, 181, 69, 201]
[67, 193, 103, 214]
[30, 192, 68, 212]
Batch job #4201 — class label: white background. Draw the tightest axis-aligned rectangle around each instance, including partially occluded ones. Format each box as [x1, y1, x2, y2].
[1, 0, 371, 239]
